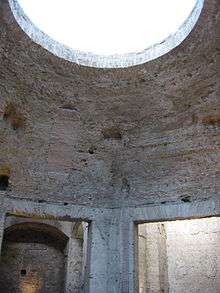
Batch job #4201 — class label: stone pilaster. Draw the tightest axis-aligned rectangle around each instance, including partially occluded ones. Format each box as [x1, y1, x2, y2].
[0, 194, 6, 254]
[84, 219, 109, 293]
[119, 209, 138, 293]
[65, 236, 83, 293]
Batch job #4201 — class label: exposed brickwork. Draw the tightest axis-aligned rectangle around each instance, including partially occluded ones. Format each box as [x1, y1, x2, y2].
[0, 0, 219, 291]
[0, 241, 65, 293]
[0, 217, 85, 293]
[0, 0, 219, 208]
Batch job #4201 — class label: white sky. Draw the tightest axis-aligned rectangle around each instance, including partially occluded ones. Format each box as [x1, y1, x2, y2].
[18, 0, 196, 55]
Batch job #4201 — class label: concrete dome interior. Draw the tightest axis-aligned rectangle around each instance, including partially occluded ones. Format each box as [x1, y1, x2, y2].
[0, 0, 219, 292]
[10, 0, 204, 67]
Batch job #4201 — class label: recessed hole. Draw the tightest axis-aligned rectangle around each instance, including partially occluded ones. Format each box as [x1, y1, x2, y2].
[181, 196, 191, 203]
[88, 148, 94, 154]
[20, 269, 27, 277]
[102, 127, 122, 140]
[60, 104, 79, 112]
[3, 102, 17, 120]
[0, 175, 9, 191]
[11, 117, 26, 130]
[202, 115, 220, 126]
[3, 102, 25, 130]
[38, 199, 46, 203]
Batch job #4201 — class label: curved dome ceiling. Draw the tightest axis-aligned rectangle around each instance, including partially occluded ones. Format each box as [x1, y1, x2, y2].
[0, 0, 218, 208]
[18, 0, 197, 55]
[9, 0, 204, 68]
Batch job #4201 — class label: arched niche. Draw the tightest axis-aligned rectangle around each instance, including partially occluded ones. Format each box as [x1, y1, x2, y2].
[0, 222, 69, 293]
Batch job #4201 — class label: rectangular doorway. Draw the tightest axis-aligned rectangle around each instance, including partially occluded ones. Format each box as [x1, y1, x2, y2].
[138, 217, 220, 293]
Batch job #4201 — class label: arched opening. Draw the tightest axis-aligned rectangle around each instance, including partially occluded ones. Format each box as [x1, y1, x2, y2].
[0, 222, 69, 293]
[9, 0, 204, 67]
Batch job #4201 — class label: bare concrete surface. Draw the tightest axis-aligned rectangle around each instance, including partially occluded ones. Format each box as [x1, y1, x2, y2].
[0, 0, 219, 291]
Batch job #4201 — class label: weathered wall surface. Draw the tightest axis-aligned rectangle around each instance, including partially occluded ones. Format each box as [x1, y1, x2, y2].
[138, 217, 220, 293]
[0, 242, 65, 293]
[65, 237, 83, 292]
[138, 224, 160, 293]
[0, 216, 85, 293]
[0, 0, 219, 208]
[0, 0, 219, 290]
[166, 217, 220, 293]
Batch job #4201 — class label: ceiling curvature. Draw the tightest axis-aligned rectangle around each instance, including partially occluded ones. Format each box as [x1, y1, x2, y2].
[0, 0, 219, 208]
[9, 0, 203, 68]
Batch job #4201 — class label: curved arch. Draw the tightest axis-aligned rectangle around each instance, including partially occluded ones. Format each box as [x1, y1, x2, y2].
[8, 0, 204, 68]
[3, 222, 69, 252]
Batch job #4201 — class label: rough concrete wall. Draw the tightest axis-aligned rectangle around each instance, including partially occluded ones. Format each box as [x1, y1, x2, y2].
[65, 237, 83, 293]
[0, 196, 5, 252]
[0, 242, 65, 293]
[0, 216, 4, 252]
[0, 0, 219, 209]
[138, 230, 148, 293]
[0, 216, 85, 292]
[138, 224, 166, 293]
[166, 217, 220, 293]
[139, 217, 220, 293]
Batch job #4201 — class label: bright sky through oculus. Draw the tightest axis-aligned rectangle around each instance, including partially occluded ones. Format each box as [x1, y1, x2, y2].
[18, 0, 197, 56]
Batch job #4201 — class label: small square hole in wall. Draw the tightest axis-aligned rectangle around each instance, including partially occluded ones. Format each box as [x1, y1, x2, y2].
[20, 269, 27, 277]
